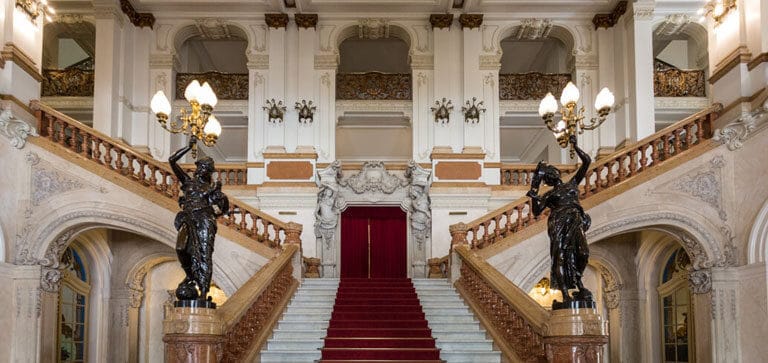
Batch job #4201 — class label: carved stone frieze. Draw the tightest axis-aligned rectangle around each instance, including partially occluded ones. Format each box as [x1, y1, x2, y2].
[0, 108, 37, 149]
[194, 18, 234, 39]
[592, 1, 628, 29]
[29, 159, 106, 207]
[632, 3, 655, 20]
[593, 264, 622, 310]
[336, 72, 411, 100]
[175, 72, 248, 100]
[499, 72, 571, 100]
[314, 54, 339, 69]
[713, 100, 768, 150]
[688, 269, 711, 294]
[655, 14, 693, 37]
[458, 14, 483, 29]
[429, 14, 454, 29]
[340, 161, 408, 194]
[358, 18, 390, 39]
[265, 13, 289, 29]
[513, 18, 552, 40]
[246, 54, 269, 69]
[42, 68, 95, 97]
[670, 156, 727, 221]
[294, 14, 318, 29]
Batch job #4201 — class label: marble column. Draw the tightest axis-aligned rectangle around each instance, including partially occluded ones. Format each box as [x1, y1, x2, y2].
[92, 1, 125, 137]
[0, 0, 44, 106]
[622, 1, 656, 141]
[432, 22, 463, 153]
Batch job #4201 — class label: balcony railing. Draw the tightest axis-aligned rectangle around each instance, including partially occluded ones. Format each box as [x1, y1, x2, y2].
[500, 163, 577, 186]
[176, 72, 249, 100]
[653, 59, 706, 97]
[499, 72, 571, 101]
[336, 72, 412, 100]
[41, 68, 95, 97]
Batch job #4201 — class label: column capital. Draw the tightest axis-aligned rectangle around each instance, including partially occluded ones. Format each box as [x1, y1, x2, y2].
[265, 13, 289, 29]
[458, 14, 483, 30]
[429, 14, 454, 29]
[295, 14, 318, 29]
[628, 1, 655, 22]
[592, 0, 627, 29]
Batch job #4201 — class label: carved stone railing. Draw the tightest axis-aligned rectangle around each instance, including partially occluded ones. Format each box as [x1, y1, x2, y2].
[41, 68, 95, 97]
[500, 163, 577, 187]
[175, 72, 248, 100]
[31, 101, 293, 251]
[654, 69, 706, 97]
[427, 255, 449, 278]
[451, 105, 721, 250]
[219, 243, 299, 362]
[180, 163, 247, 186]
[336, 72, 412, 100]
[499, 73, 571, 101]
[453, 244, 549, 362]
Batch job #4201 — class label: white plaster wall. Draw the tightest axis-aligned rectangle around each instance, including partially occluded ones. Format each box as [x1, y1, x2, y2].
[139, 261, 184, 363]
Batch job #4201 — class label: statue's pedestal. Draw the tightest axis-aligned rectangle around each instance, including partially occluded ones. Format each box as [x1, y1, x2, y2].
[542, 307, 608, 363]
[162, 307, 225, 363]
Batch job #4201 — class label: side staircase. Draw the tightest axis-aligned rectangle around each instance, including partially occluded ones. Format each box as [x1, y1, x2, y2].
[413, 279, 501, 363]
[261, 279, 340, 362]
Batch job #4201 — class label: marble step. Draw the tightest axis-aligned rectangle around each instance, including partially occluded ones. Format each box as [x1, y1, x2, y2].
[260, 350, 321, 363]
[439, 351, 502, 362]
[271, 329, 329, 340]
[266, 338, 325, 351]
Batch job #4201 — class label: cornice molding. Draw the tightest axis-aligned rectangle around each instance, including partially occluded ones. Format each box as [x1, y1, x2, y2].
[747, 52, 768, 71]
[709, 46, 751, 84]
[265, 13, 289, 29]
[314, 54, 338, 69]
[119, 0, 154, 29]
[592, 1, 627, 29]
[1, 43, 42, 82]
[458, 14, 483, 29]
[429, 14, 454, 29]
[294, 14, 318, 29]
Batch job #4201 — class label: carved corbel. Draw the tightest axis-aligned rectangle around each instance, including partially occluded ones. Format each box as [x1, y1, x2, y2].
[0, 108, 38, 149]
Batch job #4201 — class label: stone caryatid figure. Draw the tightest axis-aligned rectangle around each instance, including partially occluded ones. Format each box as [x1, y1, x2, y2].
[526, 135, 593, 309]
[315, 161, 343, 248]
[406, 161, 432, 248]
[169, 138, 229, 307]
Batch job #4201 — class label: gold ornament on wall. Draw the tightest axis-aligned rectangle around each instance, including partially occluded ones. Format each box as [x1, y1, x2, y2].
[431, 98, 454, 124]
[264, 99, 287, 123]
[295, 100, 317, 124]
[461, 97, 486, 124]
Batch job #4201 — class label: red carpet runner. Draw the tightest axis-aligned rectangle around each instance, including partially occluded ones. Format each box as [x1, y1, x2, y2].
[320, 278, 442, 363]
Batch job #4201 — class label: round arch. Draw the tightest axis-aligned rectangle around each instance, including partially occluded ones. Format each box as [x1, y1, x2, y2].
[495, 23, 577, 58]
[748, 197, 768, 264]
[171, 21, 252, 58]
[331, 21, 415, 59]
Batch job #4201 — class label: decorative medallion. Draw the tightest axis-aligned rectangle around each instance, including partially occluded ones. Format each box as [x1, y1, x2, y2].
[431, 98, 454, 124]
[458, 14, 483, 29]
[340, 161, 408, 194]
[295, 100, 317, 123]
[263, 99, 287, 123]
[671, 156, 727, 221]
[265, 13, 289, 29]
[429, 14, 454, 29]
[462, 97, 486, 123]
[295, 14, 318, 29]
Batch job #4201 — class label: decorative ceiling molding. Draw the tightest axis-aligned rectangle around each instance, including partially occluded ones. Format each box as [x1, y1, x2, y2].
[429, 14, 454, 29]
[295, 14, 318, 29]
[654, 14, 693, 38]
[265, 13, 289, 29]
[119, 0, 155, 29]
[592, 0, 627, 29]
[458, 14, 483, 30]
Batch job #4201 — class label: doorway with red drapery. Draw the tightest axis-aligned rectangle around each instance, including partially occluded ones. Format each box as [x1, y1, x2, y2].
[339, 206, 408, 278]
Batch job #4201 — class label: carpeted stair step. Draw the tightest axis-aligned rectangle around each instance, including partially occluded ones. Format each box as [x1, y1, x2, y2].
[332, 311, 426, 320]
[323, 337, 437, 349]
[333, 304, 424, 312]
[326, 327, 434, 338]
[321, 347, 441, 360]
[329, 319, 430, 329]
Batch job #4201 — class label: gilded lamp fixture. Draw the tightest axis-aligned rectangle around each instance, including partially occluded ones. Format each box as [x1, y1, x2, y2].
[698, 0, 736, 25]
[538, 81, 614, 158]
[150, 80, 222, 158]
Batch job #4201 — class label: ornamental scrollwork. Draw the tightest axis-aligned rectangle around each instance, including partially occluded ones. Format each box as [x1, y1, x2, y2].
[0, 108, 37, 149]
[653, 60, 705, 97]
[295, 100, 317, 123]
[462, 97, 486, 124]
[499, 72, 571, 100]
[336, 72, 412, 100]
[263, 99, 287, 123]
[42, 68, 95, 97]
[431, 98, 454, 124]
[340, 161, 408, 195]
[175, 72, 248, 100]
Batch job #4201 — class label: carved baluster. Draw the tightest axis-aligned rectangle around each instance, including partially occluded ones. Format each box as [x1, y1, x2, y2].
[148, 165, 158, 188]
[684, 124, 693, 148]
[504, 210, 513, 234]
[171, 176, 180, 198]
[673, 128, 682, 155]
[239, 209, 248, 233]
[92, 138, 102, 161]
[450, 223, 469, 247]
[515, 206, 523, 231]
[115, 150, 125, 173]
[582, 170, 593, 197]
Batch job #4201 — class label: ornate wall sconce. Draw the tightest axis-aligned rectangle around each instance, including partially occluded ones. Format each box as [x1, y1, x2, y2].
[295, 100, 317, 124]
[462, 97, 486, 124]
[263, 99, 287, 123]
[431, 98, 454, 124]
[16, 0, 56, 22]
[538, 81, 614, 158]
[698, 0, 736, 25]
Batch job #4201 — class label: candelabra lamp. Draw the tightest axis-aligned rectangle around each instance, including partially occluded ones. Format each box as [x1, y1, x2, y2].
[150, 80, 222, 157]
[538, 81, 614, 158]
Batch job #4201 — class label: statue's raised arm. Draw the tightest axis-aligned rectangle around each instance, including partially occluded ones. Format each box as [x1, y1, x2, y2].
[567, 135, 591, 186]
[169, 137, 197, 184]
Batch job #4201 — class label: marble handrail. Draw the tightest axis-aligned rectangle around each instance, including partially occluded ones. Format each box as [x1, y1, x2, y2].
[451, 104, 722, 250]
[219, 243, 299, 362]
[30, 100, 294, 251]
[453, 244, 549, 362]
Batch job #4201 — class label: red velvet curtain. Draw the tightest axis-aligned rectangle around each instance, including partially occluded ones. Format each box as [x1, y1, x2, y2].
[340, 207, 407, 278]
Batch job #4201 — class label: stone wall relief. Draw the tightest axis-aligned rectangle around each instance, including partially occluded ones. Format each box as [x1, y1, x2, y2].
[406, 162, 432, 276]
[649, 155, 728, 221]
[713, 99, 768, 151]
[0, 107, 37, 149]
[315, 161, 344, 277]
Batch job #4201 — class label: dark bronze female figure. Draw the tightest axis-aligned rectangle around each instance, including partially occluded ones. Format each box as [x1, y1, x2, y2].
[526, 135, 593, 309]
[169, 138, 229, 307]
